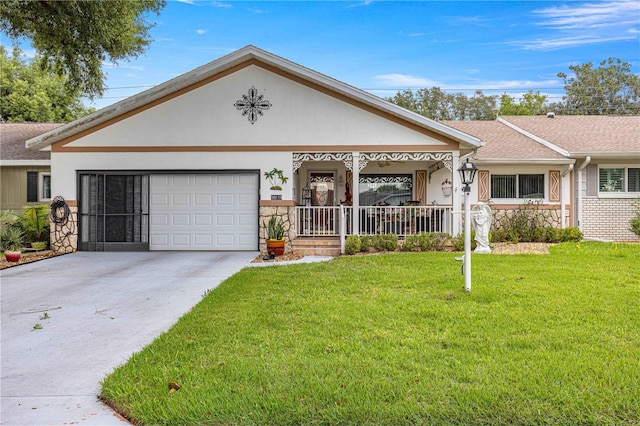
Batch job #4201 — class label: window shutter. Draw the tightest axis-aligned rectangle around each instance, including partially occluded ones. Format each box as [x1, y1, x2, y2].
[586, 164, 598, 196]
[478, 170, 490, 202]
[416, 170, 427, 204]
[549, 170, 560, 202]
[27, 172, 38, 202]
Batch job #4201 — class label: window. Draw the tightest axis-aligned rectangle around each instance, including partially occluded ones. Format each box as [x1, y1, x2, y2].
[491, 174, 544, 199]
[599, 167, 639, 193]
[358, 174, 413, 206]
[628, 168, 640, 192]
[26, 172, 38, 202]
[40, 173, 51, 201]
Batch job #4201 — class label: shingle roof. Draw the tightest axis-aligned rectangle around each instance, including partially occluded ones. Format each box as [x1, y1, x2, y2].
[443, 119, 569, 162]
[498, 115, 640, 156]
[1, 123, 62, 162]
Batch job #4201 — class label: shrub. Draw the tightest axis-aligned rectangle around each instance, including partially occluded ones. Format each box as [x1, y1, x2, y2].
[344, 235, 361, 255]
[558, 227, 583, 242]
[359, 236, 372, 252]
[451, 231, 477, 251]
[630, 199, 640, 236]
[372, 234, 398, 252]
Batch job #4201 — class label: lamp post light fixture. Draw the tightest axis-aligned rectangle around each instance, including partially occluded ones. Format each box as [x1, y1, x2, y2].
[458, 159, 477, 292]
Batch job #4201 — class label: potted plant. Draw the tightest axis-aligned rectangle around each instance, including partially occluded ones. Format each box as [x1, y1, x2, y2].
[1, 224, 24, 262]
[263, 211, 286, 256]
[264, 168, 288, 200]
[19, 204, 50, 250]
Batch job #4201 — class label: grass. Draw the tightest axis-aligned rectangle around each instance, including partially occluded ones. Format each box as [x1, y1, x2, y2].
[101, 242, 640, 425]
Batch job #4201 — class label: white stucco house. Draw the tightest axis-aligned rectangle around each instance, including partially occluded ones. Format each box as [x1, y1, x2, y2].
[26, 46, 483, 254]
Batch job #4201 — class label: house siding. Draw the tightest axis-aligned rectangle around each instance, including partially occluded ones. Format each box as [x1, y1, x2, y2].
[0, 165, 50, 211]
[582, 198, 640, 242]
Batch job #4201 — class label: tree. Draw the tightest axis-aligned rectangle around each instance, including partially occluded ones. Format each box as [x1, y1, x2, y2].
[387, 88, 497, 120]
[0, 0, 165, 99]
[0, 47, 94, 122]
[499, 91, 548, 116]
[555, 58, 640, 115]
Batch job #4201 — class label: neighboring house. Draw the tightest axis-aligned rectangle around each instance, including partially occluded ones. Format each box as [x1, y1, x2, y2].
[446, 115, 640, 242]
[1, 123, 62, 212]
[25, 46, 481, 254]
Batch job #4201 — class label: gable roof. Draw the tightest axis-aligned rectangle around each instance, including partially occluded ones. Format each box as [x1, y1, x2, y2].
[0, 123, 62, 165]
[26, 45, 481, 151]
[443, 119, 572, 164]
[498, 115, 640, 158]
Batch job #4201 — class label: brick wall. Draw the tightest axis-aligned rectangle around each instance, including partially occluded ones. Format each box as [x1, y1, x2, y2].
[582, 198, 640, 242]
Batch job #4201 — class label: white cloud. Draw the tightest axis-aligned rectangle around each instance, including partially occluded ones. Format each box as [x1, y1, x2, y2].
[372, 73, 439, 87]
[513, 0, 640, 51]
[371, 73, 561, 92]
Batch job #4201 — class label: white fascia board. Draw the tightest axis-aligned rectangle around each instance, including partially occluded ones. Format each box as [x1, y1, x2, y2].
[473, 158, 576, 166]
[0, 160, 51, 166]
[497, 117, 570, 157]
[569, 151, 640, 160]
[27, 46, 483, 151]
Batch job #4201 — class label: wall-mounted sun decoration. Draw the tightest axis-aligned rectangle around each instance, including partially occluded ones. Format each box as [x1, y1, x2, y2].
[233, 86, 272, 124]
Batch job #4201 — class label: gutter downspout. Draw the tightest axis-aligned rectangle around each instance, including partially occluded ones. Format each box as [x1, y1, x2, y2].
[577, 156, 591, 230]
[560, 164, 574, 228]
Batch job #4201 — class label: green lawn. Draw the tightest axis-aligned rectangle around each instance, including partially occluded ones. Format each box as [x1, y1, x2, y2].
[101, 242, 640, 425]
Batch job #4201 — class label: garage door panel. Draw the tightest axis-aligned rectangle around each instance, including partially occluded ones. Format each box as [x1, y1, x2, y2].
[150, 173, 258, 251]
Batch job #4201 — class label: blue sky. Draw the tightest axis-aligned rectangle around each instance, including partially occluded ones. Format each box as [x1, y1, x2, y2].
[7, 0, 640, 110]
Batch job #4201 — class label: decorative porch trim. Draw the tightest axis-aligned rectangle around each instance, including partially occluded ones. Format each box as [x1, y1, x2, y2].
[292, 152, 454, 173]
[293, 153, 353, 172]
[361, 152, 453, 171]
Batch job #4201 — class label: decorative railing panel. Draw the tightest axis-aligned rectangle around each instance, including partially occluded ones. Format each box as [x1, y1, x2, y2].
[295, 206, 452, 237]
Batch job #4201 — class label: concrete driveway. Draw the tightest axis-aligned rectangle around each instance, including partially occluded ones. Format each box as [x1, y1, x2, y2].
[1, 251, 257, 425]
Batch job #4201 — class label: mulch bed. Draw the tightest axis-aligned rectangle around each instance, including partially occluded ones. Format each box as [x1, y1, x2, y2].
[0, 250, 59, 270]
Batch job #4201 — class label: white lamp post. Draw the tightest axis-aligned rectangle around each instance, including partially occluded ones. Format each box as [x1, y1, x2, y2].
[458, 159, 477, 292]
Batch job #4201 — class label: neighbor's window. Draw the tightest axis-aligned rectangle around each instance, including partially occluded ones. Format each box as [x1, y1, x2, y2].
[491, 174, 544, 199]
[627, 168, 640, 192]
[40, 172, 51, 201]
[358, 174, 413, 206]
[600, 167, 640, 193]
[599, 168, 624, 192]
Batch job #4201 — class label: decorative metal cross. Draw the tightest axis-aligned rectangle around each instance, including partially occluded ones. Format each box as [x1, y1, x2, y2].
[233, 86, 272, 124]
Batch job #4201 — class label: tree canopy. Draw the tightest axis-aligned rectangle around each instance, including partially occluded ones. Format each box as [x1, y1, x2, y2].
[0, 0, 165, 99]
[387, 88, 497, 121]
[0, 47, 94, 122]
[498, 91, 548, 116]
[388, 58, 639, 119]
[551, 58, 640, 115]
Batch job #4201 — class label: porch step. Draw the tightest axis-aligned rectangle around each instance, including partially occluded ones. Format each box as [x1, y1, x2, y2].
[292, 237, 341, 257]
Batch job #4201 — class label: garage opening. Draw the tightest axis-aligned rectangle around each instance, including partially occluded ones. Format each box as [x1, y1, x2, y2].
[78, 172, 150, 251]
[78, 171, 259, 251]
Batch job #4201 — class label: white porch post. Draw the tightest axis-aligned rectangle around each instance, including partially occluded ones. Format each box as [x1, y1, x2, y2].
[451, 151, 462, 236]
[352, 152, 360, 235]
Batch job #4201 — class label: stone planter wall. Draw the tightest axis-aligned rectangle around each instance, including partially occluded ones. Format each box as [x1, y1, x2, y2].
[49, 202, 77, 254]
[259, 203, 296, 254]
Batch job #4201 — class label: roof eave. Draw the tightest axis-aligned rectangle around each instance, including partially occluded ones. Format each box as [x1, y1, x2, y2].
[473, 158, 576, 166]
[26, 46, 483, 151]
[569, 151, 640, 160]
[0, 160, 51, 166]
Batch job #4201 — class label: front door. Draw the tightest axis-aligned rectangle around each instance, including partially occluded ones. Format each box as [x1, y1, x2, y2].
[309, 171, 336, 232]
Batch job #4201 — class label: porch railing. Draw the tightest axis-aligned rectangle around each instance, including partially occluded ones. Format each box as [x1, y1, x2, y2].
[296, 206, 452, 237]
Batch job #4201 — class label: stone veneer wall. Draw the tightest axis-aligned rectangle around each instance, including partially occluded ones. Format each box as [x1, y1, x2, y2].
[50, 202, 78, 254]
[582, 198, 640, 242]
[491, 206, 567, 232]
[258, 204, 296, 254]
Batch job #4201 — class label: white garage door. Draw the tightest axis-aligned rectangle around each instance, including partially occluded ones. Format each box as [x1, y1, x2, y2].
[149, 174, 258, 251]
